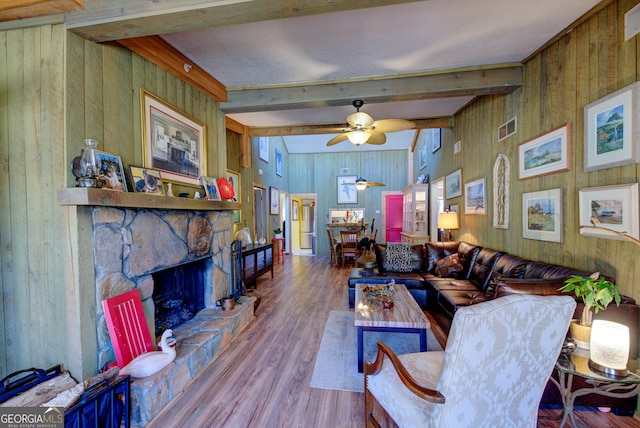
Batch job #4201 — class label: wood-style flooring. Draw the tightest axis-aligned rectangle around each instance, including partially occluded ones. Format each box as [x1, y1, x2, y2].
[147, 255, 640, 428]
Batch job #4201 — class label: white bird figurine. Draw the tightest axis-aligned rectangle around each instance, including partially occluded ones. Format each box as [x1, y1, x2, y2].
[119, 329, 176, 378]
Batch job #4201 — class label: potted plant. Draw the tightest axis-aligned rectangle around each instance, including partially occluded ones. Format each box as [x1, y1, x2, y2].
[559, 272, 622, 348]
[273, 228, 283, 239]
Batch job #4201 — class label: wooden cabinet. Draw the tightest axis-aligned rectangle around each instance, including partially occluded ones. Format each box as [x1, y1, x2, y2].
[239, 243, 273, 287]
[401, 184, 429, 244]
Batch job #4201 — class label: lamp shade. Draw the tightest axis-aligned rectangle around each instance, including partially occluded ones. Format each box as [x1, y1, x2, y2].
[347, 130, 371, 145]
[589, 319, 629, 378]
[438, 211, 459, 230]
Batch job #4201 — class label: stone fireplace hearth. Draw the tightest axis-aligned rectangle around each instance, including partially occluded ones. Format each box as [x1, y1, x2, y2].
[59, 189, 253, 426]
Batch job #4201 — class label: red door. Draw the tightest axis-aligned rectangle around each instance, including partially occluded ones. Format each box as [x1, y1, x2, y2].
[385, 194, 403, 242]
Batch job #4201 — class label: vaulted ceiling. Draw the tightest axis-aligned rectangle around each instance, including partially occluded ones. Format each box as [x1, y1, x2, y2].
[2, 0, 607, 152]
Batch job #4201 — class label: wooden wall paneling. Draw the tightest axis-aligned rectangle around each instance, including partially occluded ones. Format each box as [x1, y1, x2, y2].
[0, 29, 9, 377]
[84, 37, 103, 146]
[130, 53, 145, 168]
[102, 43, 121, 154]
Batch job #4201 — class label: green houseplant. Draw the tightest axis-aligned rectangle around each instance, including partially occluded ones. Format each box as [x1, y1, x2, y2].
[273, 228, 282, 238]
[559, 272, 622, 348]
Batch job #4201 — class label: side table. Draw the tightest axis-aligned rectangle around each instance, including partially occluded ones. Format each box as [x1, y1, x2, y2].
[550, 350, 640, 427]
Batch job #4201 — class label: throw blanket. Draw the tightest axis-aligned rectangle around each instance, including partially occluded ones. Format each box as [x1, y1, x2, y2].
[385, 243, 414, 272]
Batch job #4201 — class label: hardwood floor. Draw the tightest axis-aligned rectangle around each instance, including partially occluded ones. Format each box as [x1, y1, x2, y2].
[147, 255, 640, 428]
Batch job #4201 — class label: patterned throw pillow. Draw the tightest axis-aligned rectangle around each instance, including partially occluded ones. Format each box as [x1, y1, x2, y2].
[384, 243, 414, 272]
[435, 253, 464, 278]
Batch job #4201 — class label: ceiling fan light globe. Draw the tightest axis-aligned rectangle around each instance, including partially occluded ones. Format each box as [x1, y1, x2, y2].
[347, 111, 374, 128]
[355, 180, 368, 191]
[347, 130, 371, 145]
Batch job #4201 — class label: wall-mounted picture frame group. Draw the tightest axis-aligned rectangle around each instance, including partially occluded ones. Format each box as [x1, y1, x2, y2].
[270, 186, 280, 214]
[578, 183, 639, 241]
[95, 150, 127, 191]
[584, 82, 640, 172]
[275, 149, 283, 176]
[518, 123, 570, 180]
[129, 166, 165, 195]
[337, 175, 358, 204]
[464, 177, 486, 215]
[141, 89, 206, 187]
[445, 169, 462, 199]
[522, 188, 562, 243]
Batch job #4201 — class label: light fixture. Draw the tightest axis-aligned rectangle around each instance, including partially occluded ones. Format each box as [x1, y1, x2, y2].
[347, 130, 371, 145]
[355, 179, 368, 191]
[589, 319, 630, 378]
[438, 209, 459, 242]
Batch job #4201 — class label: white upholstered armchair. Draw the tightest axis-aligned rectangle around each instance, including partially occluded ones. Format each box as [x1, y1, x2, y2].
[364, 294, 576, 427]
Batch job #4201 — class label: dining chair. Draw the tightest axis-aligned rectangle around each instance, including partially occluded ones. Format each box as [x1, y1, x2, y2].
[340, 230, 359, 265]
[326, 229, 340, 266]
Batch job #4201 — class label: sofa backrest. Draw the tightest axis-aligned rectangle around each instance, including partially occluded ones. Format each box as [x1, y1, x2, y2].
[491, 253, 529, 279]
[373, 243, 425, 273]
[523, 261, 590, 280]
[469, 248, 504, 290]
[425, 241, 481, 279]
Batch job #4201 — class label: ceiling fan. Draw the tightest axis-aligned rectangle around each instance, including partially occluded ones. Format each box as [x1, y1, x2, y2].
[323, 100, 416, 147]
[343, 146, 386, 190]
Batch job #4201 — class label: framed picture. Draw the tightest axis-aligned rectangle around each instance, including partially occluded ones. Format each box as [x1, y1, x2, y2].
[292, 200, 299, 221]
[578, 183, 639, 241]
[141, 89, 206, 187]
[129, 166, 165, 196]
[270, 186, 280, 214]
[584, 82, 640, 172]
[275, 149, 283, 176]
[226, 169, 240, 202]
[337, 175, 358, 204]
[259, 137, 269, 162]
[522, 188, 563, 243]
[95, 150, 127, 191]
[201, 176, 221, 200]
[430, 128, 442, 153]
[518, 123, 571, 180]
[445, 169, 462, 199]
[419, 143, 427, 170]
[464, 177, 486, 215]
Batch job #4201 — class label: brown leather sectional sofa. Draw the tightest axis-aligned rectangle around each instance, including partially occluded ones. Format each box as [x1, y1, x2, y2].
[347, 240, 638, 413]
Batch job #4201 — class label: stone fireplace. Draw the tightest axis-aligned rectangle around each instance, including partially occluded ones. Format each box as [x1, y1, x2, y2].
[59, 189, 254, 426]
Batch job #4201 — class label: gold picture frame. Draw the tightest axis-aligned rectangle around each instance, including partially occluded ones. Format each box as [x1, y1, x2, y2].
[141, 89, 207, 186]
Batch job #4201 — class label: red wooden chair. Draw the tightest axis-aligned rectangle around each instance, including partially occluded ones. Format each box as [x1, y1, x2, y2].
[102, 289, 154, 369]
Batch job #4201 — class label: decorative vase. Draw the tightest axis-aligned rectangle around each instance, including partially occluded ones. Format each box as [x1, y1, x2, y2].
[570, 320, 591, 350]
[166, 182, 174, 197]
[274, 233, 283, 239]
[357, 244, 377, 276]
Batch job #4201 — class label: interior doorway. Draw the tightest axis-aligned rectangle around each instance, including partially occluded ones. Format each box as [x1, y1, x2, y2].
[430, 177, 445, 242]
[384, 193, 403, 243]
[292, 194, 317, 256]
[253, 185, 268, 242]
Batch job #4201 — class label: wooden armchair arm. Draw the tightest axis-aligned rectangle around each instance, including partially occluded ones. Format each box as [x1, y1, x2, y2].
[365, 341, 445, 404]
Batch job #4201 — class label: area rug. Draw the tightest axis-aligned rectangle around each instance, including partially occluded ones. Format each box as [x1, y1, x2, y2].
[310, 310, 443, 393]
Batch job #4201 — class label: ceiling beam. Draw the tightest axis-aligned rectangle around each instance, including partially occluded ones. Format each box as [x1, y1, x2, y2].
[64, 0, 423, 42]
[118, 36, 227, 102]
[249, 116, 453, 137]
[221, 65, 523, 114]
[0, 0, 82, 22]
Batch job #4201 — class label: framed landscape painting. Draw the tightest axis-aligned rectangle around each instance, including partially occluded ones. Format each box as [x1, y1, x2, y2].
[445, 169, 462, 199]
[141, 90, 206, 187]
[522, 188, 562, 243]
[518, 123, 570, 180]
[464, 177, 486, 215]
[584, 82, 640, 172]
[578, 183, 639, 241]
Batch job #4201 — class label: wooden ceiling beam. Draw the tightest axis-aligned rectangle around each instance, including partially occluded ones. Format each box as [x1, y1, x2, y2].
[118, 36, 227, 102]
[249, 116, 453, 137]
[0, 0, 82, 22]
[222, 65, 523, 114]
[64, 0, 423, 42]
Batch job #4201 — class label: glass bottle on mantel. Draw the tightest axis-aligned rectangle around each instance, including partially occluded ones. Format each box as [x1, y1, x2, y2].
[166, 182, 174, 197]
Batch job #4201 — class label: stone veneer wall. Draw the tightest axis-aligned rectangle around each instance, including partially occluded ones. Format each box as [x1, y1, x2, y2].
[92, 206, 233, 370]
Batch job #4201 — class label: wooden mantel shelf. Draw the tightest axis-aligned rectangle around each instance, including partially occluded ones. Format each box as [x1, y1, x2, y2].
[58, 188, 241, 211]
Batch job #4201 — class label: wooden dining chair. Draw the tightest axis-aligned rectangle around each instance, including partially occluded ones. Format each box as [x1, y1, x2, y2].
[340, 230, 359, 265]
[326, 229, 340, 266]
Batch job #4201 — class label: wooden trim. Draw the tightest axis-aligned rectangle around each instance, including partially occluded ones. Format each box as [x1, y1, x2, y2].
[226, 116, 251, 168]
[0, 0, 82, 21]
[117, 36, 227, 102]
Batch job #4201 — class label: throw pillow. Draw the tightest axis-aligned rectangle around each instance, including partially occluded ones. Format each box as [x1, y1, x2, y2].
[435, 253, 463, 278]
[384, 243, 414, 272]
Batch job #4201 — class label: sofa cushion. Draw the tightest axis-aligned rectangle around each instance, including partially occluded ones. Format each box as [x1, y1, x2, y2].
[425, 241, 481, 279]
[491, 278, 568, 300]
[522, 261, 590, 280]
[469, 248, 503, 290]
[491, 253, 529, 279]
[374, 243, 425, 273]
[435, 254, 464, 278]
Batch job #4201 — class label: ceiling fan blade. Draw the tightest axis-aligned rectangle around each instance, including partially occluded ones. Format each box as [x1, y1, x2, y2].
[366, 181, 385, 187]
[347, 111, 375, 128]
[326, 133, 350, 146]
[365, 132, 386, 145]
[372, 119, 416, 133]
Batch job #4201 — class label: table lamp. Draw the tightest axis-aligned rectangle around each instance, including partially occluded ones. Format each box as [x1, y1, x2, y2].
[438, 210, 459, 242]
[589, 319, 630, 378]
